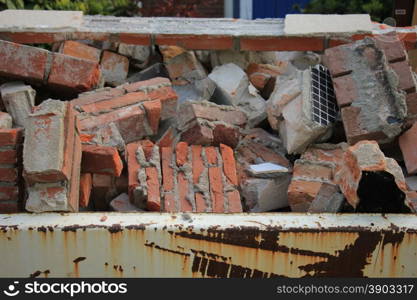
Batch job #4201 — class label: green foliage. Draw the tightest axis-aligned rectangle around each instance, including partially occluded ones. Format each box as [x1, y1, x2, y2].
[0, 0, 140, 16]
[303, 0, 393, 22]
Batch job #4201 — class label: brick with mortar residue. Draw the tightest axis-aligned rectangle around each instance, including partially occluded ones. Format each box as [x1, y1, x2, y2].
[79, 104, 147, 144]
[60, 40, 101, 62]
[0, 149, 17, 164]
[157, 127, 175, 148]
[220, 144, 238, 185]
[79, 173, 92, 208]
[48, 53, 101, 93]
[147, 86, 178, 120]
[0, 201, 19, 213]
[122, 77, 171, 93]
[399, 122, 417, 175]
[390, 60, 416, 94]
[0, 111, 12, 129]
[72, 87, 125, 107]
[24, 100, 74, 183]
[68, 134, 82, 212]
[205, 146, 218, 165]
[142, 99, 161, 135]
[0, 128, 23, 147]
[288, 180, 324, 212]
[0, 168, 17, 182]
[176, 142, 188, 166]
[100, 50, 129, 86]
[81, 145, 123, 177]
[146, 167, 161, 211]
[0, 40, 48, 83]
[79, 91, 149, 114]
[125, 141, 142, 200]
[226, 190, 242, 213]
[161, 147, 175, 211]
[208, 166, 224, 213]
[0, 185, 19, 201]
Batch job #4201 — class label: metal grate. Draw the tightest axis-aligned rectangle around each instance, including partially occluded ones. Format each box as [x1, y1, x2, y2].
[310, 65, 338, 126]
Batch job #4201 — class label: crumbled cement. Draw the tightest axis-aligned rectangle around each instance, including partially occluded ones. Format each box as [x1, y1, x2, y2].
[0, 112, 12, 129]
[25, 182, 70, 212]
[248, 163, 289, 178]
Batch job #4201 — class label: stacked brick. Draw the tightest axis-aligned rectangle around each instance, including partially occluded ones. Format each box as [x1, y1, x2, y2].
[324, 34, 416, 145]
[125, 140, 242, 212]
[23, 100, 81, 212]
[177, 101, 247, 148]
[0, 40, 101, 94]
[288, 143, 346, 212]
[74, 77, 178, 146]
[0, 127, 23, 213]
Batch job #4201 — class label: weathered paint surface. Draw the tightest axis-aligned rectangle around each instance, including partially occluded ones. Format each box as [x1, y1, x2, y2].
[0, 213, 416, 278]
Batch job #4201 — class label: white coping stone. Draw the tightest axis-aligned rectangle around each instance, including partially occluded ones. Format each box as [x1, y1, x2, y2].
[284, 14, 373, 36]
[248, 163, 289, 175]
[0, 9, 83, 31]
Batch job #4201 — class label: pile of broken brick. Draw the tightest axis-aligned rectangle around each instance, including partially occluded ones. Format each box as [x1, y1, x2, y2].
[0, 31, 416, 214]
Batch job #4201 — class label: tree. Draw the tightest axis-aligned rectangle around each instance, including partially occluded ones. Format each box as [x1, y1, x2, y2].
[302, 0, 393, 22]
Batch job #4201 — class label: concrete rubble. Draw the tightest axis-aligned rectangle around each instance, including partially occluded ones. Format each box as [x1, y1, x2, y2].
[0, 11, 417, 214]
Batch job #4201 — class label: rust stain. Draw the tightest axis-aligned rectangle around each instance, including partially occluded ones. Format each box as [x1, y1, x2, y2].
[73, 257, 86, 263]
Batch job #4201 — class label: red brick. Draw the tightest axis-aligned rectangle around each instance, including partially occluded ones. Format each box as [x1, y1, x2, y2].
[48, 53, 101, 93]
[79, 173, 92, 208]
[157, 127, 175, 148]
[139, 140, 155, 161]
[143, 99, 161, 134]
[80, 91, 149, 114]
[192, 145, 204, 184]
[180, 122, 214, 145]
[68, 134, 82, 212]
[288, 180, 323, 212]
[220, 144, 237, 185]
[0, 149, 17, 164]
[397, 31, 417, 50]
[390, 60, 416, 93]
[341, 106, 387, 145]
[163, 194, 176, 212]
[79, 104, 147, 144]
[161, 147, 174, 191]
[0, 167, 17, 182]
[212, 124, 241, 148]
[226, 190, 242, 213]
[61, 102, 76, 184]
[122, 77, 171, 94]
[176, 142, 189, 167]
[0, 128, 23, 146]
[209, 166, 224, 213]
[246, 63, 283, 90]
[125, 142, 141, 198]
[374, 32, 406, 63]
[100, 50, 129, 85]
[119, 33, 151, 45]
[72, 88, 125, 107]
[0, 40, 48, 83]
[81, 145, 123, 177]
[146, 167, 161, 211]
[0, 186, 19, 201]
[323, 45, 352, 77]
[178, 171, 192, 212]
[240, 37, 324, 51]
[332, 74, 358, 107]
[0, 201, 19, 213]
[399, 122, 417, 174]
[195, 193, 207, 212]
[406, 93, 417, 117]
[205, 147, 218, 165]
[60, 40, 101, 62]
[245, 142, 290, 168]
[156, 34, 233, 50]
[293, 163, 333, 182]
[147, 86, 178, 120]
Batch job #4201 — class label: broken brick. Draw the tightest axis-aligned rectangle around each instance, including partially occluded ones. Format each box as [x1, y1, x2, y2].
[60, 40, 101, 62]
[399, 122, 417, 175]
[100, 50, 129, 86]
[79, 173, 92, 208]
[81, 145, 123, 177]
[48, 53, 101, 93]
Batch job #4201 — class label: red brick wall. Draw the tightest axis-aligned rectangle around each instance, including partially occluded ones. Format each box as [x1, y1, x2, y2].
[140, 0, 224, 18]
